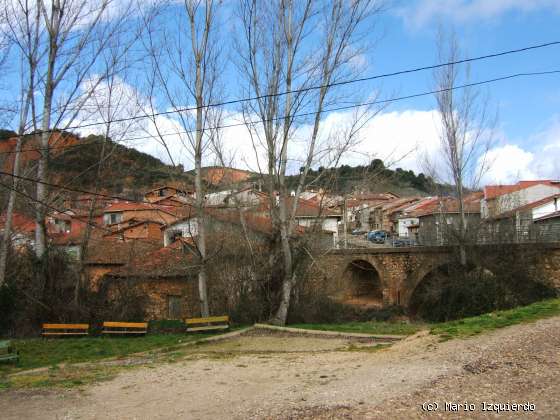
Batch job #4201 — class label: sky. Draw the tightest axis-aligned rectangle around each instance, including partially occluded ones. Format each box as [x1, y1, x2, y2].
[8, 0, 560, 187]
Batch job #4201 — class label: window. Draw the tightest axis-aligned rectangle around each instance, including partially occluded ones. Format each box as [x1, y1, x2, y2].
[167, 295, 183, 319]
[168, 230, 183, 244]
[109, 212, 122, 224]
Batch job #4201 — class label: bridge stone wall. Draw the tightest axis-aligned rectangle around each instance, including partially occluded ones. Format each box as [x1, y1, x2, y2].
[315, 244, 560, 309]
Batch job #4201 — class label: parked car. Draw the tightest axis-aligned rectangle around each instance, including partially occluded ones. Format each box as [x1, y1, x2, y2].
[351, 228, 367, 236]
[367, 230, 390, 243]
[393, 237, 415, 247]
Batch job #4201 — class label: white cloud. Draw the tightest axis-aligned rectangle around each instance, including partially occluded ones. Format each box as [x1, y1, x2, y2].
[481, 144, 536, 184]
[398, 0, 560, 28]
[480, 116, 560, 184]
[74, 77, 560, 185]
[73, 79, 444, 176]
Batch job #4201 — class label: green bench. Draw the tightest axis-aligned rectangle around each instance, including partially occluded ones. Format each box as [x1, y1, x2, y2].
[0, 340, 18, 363]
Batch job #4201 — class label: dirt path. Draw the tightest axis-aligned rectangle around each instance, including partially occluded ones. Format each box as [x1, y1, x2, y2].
[1, 318, 559, 419]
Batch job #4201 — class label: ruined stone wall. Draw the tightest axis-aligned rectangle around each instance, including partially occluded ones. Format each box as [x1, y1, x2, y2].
[540, 247, 560, 290]
[104, 277, 199, 320]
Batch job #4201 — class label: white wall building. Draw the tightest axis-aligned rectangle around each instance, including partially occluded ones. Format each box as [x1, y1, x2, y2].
[163, 218, 199, 246]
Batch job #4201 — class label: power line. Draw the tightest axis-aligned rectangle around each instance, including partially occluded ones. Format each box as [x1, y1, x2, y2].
[0, 180, 113, 235]
[1, 68, 559, 156]
[0, 66, 557, 212]
[7, 40, 560, 135]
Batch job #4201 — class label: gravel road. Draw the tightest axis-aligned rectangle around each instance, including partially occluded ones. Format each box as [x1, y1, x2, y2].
[1, 317, 558, 419]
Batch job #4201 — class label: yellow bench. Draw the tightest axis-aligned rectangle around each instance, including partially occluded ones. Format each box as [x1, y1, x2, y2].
[185, 315, 229, 332]
[42, 323, 89, 337]
[101, 322, 148, 335]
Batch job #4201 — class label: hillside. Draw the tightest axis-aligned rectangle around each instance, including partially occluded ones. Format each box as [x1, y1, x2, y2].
[0, 129, 449, 200]
[287, 159, 450, 196]
[48, 134, 191, 196]
[0, 131, 191, 200]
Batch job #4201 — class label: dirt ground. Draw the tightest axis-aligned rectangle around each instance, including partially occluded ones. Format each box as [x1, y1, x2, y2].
[1, 318, 559, 420]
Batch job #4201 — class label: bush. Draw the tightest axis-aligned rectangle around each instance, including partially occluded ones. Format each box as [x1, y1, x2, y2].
[0, 246, 148, 337]
[409, 245, 557, 322]
[148, 319, 186, 333]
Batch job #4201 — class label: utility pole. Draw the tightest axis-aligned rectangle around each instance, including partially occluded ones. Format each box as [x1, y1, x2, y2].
[343, 195, 348, 249]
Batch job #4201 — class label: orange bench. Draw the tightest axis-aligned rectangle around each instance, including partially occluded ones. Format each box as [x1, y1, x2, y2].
[42, 323, 89, 337]
[185, 315, 229, 332]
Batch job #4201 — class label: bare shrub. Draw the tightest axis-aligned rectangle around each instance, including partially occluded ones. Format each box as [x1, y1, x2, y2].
[409, 245, 557, 322]
[0, 245, 148, 337]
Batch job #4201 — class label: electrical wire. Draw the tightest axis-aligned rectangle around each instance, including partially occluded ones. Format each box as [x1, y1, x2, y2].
[1, 68, 559, 156]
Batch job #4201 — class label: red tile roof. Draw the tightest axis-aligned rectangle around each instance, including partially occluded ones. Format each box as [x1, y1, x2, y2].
[103, 201, 173, 212]
[164, 208, 307, 236]
[85, 238, 161, 265]
[0, 212, 35, 234]
[104, 219, 164, 237]
[483, 180, 560, 200]
[414, 195, 481, 217]
[107, 240, 196, 277]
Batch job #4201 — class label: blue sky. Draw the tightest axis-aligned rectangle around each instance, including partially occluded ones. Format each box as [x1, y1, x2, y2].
[378, 1, 560, 140]
[317, 0, 560, 184]
[11, 0, 558, 185]
[158, 0, 560, 184]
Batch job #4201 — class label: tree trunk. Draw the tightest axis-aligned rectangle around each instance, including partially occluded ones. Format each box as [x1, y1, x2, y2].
[271, 195, 295, 325]
[35, 3, 59, 259]
[0, 135, 24, 286]
[194, 46, 209, 318]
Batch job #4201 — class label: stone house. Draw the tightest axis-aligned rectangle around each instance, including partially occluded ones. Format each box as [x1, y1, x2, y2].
[104, 210, 282, 320]
[416, 197, 481, 245]
[102, 240, 199, 319]
[395, 197, 439, 238]
[144, 186, 194, 203]
[205, 187, 268, 207]
[368, 197, 421, 234]
[101, 205, 337, 320]
[252, 196, 342, 245]
[102, 202, 179, 226]
[76, 238, 162, 291]
[534, 211, 560, 229]
[347, 193, 399, 230]
[104, 219, 165, 242]
[483, 194, 560, 242]
[481, 180, 560, 219]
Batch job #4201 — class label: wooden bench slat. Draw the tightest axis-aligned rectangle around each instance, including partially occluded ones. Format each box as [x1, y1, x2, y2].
[185, 316, 229, 324]
[42, 323, 89, 329]
[102, 322, 148, 328]
[186, 325, 229, 332]
[101, 330, 147, 334]
[42, 332, 89, 336]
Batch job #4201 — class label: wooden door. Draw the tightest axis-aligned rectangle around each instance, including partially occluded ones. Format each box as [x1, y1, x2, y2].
[167, 295, 183, 319]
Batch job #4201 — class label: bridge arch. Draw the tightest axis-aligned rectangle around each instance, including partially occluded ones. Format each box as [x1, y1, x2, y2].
[407, 262, 497, 321]
[340, 259, 384, 307]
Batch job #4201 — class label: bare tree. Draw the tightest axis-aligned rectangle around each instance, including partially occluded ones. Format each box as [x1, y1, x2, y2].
[141, 0, 223, 317]
[72, 33, 142, 306]
[0, 0, 41, 286]
[25, 0, 134, 259]
[236, 0, 382, 325]
[431, 29, 496, 265]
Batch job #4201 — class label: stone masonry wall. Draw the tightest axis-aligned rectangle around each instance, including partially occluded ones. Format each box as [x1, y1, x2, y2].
[315, 245, 560, 310]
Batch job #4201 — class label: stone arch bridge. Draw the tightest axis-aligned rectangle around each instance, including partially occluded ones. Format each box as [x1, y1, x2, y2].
[315, 244, 560, 309]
